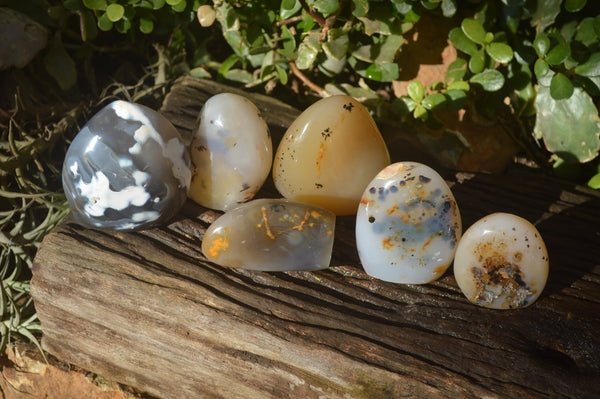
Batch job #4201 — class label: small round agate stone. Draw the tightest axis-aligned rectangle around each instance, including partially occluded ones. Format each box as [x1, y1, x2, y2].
[202, 198, 335, 271]
[356, 162, 462, 284]
[189, 93, 272, 211]
[62, 100, 191, 231]
[454, 213, 549, 309]
[273, 95, 390, 216]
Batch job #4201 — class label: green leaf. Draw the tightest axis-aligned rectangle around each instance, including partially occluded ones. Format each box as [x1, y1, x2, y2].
[545, 32, 570, 65]
[445, 58, 467, 83]
[575, 53, 600, 77]
[534, 59, 550, 78]
[322, 31, 348, 60]
[351, 0, 369, 17]
[535, 85, 600, 162]
[362, 62, 399, 81]
[574, 18, 597, 47]
[276, 64, 288, 84]
[461, 18, 487, 45]
[139, 17, 154, 34]
[595, 16, 600, 38]
[218, 54, 239, 77]
[413, 104, 427, 120]
[449, 27, 478, 56]
[587, 172, 600, 189]
[82, 0, 106, 10]
[171, 0, 186, 12]
[189, 67, 211, 79]
[296, 41, 319, 69]
[470, 69, 505, 91]
[550, 73, 574, 100]
[80, 9, 98, 41]
[97, 12, 113, 31]
[447, 81, 470, 91]
[43, 34, 77, 91]
[422, 93, 446, 110]
[530, 0, 561, 32]
[445, 89, 467, 110]
[486, 42, 513, 63]
[533, 32, 550, 57]
[150, 0, 165, 9]
[565, 0, 586, 12]
[313, 0, 339, 17]
[166, 0, 182, 5]
[468, 48, 485, 74]
[352, 35, 403, 64]
[408, 81, 425, 102]
[391, 0, 412, 14]
[281, 26, 296, 53]
[224, 69, 254, 84]
[280, 0, 301, 20]
[106, 3, 124, 22]
[441, 0, 457, 17]
[115, 18, 132, 33]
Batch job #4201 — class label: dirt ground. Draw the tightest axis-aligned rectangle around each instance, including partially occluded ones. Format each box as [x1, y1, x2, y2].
[0, 343, 155, 399]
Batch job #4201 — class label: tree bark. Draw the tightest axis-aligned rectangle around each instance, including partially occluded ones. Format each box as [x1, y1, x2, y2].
[32, 77, 600, 399]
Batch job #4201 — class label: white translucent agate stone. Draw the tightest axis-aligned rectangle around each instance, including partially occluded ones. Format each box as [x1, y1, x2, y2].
[454, 213, 549, 309]
[189, 93, 272, 211]
[202, 198, 335, 271]
[273, 95, 390, 216]
[356, 162, 462, 284]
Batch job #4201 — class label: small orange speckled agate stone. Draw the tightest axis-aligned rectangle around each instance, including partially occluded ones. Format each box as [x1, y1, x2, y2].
[201, 199, 335, 271]
[273, 95, 390, 215]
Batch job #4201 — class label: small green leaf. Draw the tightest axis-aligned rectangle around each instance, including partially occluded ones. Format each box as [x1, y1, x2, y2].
[441, 0, 457, 17]
[313, 0, 339, 17]
[530, 0, 561, 32]
[171, 0, 186, 12]
[363, 62, 399, 81]
[533, 32, 550, 57]
[322, 32, 348, 60]
[218, 54, 239, 76]
[97, 12, 113, 31]
[401, 97, 417, 112]
[565, 0, 586, 12]
[486, 42, 513, 63]
[165, 0, 182, 5]
[408, 81, 425, 102]
[351, 0, 369, 17]
[82, 0, 106, 10]
[447, 81, 470, 91]
[150, 0, 165, 8]
[276, 64, 288, 84]
[224, 69, 254, 84]
[461, 18, 487, 45]
[445, 58, 467, 83]
[80, 9, 98, 41]
[445, 89, 467, 110]
[468, 48, 485, 74]
[575, 52, 600, 77]
[470, 69, 505, 91]
[595, 16, 600, 38]
[413, 104, 428, 120]
[280, 0, 301, 20]
[422, 93, 446, 110]
[281, 25, 296, 53]
[106, 3, 125, 22]
[449, 27, 478, 56]
[535, 85, 600, 162]
[545, 33, 570, 65]
[43, 34, 77, 91]
[534, 59, 550, 78]
[296, 41, 319, 70]
[587, 172, 600, 189]
[139, 17, 154, 33]
[115, 18, 132, 33]
[550, 73, 574, 100]
[189, 67, 211, 78]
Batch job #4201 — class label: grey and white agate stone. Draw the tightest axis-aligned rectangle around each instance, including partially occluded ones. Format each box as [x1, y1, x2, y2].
[62, 100, 191, 231]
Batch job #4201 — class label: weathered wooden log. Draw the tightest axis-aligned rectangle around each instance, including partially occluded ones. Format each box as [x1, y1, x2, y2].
[32, 77, 600, 399]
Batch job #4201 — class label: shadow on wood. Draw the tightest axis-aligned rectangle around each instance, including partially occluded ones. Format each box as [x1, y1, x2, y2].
[31, 77, 600, 399]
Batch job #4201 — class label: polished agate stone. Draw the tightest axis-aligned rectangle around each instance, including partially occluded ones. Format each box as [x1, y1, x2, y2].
[189, 93, 272, 211]
[62, 100, 191, 231]
[202, 199, 335, 271]
[454, 213, 549, 309]
[356, 162, 462, 284]
[273, 95, 390, 216]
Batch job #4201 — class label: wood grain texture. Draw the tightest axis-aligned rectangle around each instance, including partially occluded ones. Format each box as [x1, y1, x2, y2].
[32, 77, 600, 399]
